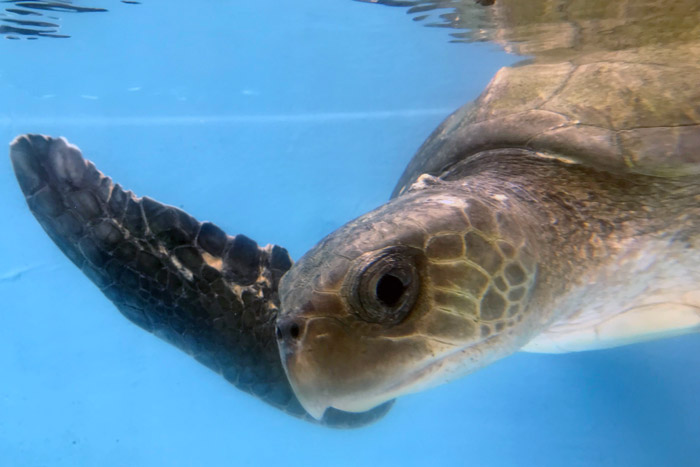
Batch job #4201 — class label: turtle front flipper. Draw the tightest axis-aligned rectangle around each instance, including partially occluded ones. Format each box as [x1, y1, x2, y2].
[9, 134, 392, 428]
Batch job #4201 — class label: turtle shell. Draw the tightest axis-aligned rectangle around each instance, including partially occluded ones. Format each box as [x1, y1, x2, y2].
[392, 0, 700, 197]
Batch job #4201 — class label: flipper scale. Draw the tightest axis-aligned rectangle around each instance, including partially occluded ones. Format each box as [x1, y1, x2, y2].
[10, 134, 392, 427]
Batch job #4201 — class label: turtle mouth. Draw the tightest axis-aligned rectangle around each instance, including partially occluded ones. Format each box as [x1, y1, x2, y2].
[279, 320, 501, 420]
[314, 336, 500, 417]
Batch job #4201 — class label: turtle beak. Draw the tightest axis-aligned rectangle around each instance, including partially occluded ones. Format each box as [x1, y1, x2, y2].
[276, 315, 333, 420]
[276, 315, 402, 419]
[284, 370, 331, 421]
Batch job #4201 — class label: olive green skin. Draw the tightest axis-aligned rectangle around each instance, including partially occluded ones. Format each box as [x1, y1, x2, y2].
[9, 0, 700, 426]
[277, 152, 700, 417]
[277, 0, 700, 418]
[277, 182, 538, 416]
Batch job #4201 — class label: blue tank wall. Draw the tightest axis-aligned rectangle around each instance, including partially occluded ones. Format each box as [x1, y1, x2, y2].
[0, 1, 698, 466]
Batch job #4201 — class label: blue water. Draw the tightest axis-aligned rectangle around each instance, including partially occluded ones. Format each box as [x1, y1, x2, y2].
[1, 1, 699, 466]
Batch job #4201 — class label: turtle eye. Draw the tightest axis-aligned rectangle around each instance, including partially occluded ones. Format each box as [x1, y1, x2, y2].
[376, 273, 406, 307]
[350, 248, 420, 325]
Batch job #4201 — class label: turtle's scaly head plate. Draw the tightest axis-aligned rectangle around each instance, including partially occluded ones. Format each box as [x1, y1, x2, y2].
[276, 187, 537, 418]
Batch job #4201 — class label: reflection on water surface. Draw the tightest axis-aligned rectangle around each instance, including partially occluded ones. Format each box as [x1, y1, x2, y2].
[1, 0, 139, 39]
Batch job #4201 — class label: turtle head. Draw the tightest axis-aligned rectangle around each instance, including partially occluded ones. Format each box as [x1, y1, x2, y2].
[276, 186, 537, 419]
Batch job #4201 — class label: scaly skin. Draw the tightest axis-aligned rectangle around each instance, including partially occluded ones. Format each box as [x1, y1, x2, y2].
[9, 134, 393, 428]
[9, 0, 700, 426]
[277, 150, 700, 418]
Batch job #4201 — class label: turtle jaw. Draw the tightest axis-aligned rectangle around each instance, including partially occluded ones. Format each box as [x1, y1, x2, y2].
[276, 315, 395, 420]
[277, 313, 510, 419]
[277, 342, 327, 420]
[276, 314, 443, 420]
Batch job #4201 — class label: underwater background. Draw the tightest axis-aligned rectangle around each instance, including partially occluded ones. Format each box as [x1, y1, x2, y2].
[1, 1, 699, 465]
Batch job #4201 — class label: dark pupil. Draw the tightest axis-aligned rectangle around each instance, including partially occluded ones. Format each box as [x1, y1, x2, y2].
[375, 274, 406, 307]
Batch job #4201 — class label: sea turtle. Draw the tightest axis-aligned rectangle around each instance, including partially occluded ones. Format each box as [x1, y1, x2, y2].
[9, 0, 700, 427]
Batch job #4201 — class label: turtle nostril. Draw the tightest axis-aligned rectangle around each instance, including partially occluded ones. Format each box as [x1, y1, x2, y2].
[276, 319, 303, 341]
[289, 322, 300, 339]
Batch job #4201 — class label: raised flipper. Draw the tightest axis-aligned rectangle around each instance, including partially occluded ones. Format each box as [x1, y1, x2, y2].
[9, 134, 392, 428]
